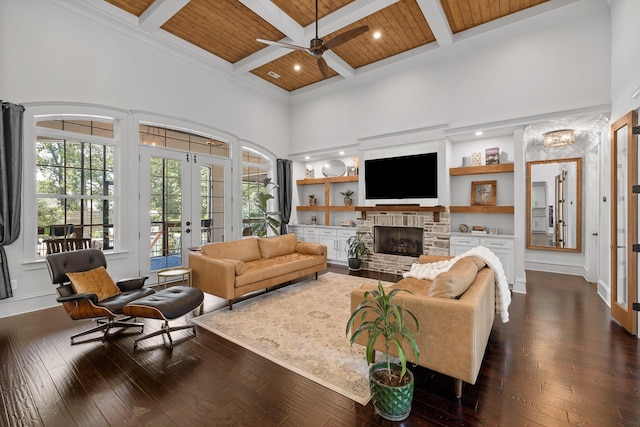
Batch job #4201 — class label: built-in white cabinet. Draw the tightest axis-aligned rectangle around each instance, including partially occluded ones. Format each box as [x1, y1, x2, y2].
[450, 233, 514, 285]
[288, 225, 355, 263]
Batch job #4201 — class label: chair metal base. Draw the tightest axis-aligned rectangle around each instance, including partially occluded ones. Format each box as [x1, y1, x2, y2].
[133, 320, 197, 349]
[70, 316, 144, 344]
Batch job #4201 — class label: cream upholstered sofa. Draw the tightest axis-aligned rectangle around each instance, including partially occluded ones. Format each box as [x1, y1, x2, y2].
[189, 233, 326, 309]
[350, 255, 496, 398]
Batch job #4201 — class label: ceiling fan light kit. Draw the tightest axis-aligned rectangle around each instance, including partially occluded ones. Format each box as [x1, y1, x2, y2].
[256, 0, 368, 79]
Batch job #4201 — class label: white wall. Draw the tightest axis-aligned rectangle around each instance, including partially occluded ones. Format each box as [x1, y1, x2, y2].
[0, 0, 289, 318]
[289, 0, 611, 155]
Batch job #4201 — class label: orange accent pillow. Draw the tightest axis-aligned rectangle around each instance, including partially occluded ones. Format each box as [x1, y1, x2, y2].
[67, 266, 121, 302]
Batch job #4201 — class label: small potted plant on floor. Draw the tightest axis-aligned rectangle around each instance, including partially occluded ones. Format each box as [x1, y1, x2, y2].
[308, 194, 317, 206]
[345, 231, 370, 270]
[340, 189, 354, 206]
[346, 281, 420, 421]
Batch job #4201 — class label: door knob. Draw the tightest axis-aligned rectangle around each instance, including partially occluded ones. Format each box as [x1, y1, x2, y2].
[592, 233, 598, 236]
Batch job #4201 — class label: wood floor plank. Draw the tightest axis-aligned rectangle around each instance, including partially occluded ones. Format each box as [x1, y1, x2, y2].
[0, 267, 639, 425]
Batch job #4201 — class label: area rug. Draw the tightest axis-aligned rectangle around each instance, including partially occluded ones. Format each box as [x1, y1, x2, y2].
[192, 272, 391, 405]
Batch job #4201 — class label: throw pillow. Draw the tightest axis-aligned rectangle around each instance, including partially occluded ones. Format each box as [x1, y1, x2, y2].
[258, 233, 297, 259]
[428, 257, 478, 298]
[67, 266, 121, 302]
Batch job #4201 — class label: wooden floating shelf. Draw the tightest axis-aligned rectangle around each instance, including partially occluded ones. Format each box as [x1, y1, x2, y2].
[355, 205, 446, 222]
[449, 163, 514, 176]
[296, 206, 356, 211]
[449, 206, 514, 214]
[296, 175, 359, 185]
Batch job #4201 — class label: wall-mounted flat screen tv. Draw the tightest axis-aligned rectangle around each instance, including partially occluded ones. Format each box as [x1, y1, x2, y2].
[365, 152, 437, 199]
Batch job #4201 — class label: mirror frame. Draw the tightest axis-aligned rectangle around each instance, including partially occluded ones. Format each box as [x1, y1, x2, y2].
[526, 158, 582, 252]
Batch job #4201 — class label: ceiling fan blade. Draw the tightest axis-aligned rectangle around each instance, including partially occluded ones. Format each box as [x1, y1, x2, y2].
[322, 25, 369, 51]
[317, 57, 330, 79]
[256, 39, 309, 52]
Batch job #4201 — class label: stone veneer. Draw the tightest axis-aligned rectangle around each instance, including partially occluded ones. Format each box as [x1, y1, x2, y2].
[357, 209, 450, 275]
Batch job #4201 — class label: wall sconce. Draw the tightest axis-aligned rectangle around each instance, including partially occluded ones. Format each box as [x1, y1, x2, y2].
[543, 129, 575, 148]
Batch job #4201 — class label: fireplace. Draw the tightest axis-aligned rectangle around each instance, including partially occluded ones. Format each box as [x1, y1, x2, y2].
[374, 226, 423, 257]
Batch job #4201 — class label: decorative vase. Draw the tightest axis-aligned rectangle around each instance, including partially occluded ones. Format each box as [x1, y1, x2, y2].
[369, 362, 414, 421]
[348, 257, 362, 270]
[344, 197, 353, 206]
[309, 198, 317, 206]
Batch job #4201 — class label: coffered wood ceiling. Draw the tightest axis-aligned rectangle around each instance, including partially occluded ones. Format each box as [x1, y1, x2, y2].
[101, 0, 555, 93]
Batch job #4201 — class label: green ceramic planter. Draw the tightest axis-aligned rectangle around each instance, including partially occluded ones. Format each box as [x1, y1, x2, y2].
[369, 362, 414, 421]
[348, 257, 362, 270]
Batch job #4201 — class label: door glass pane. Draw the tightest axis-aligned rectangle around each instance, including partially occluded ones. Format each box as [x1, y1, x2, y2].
[150, 157, 183, 271]
[200, 164, 224, 243]
[616, 125, 628, 307]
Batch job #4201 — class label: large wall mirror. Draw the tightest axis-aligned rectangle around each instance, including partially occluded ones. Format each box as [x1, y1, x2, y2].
[526, 158, 582, 252]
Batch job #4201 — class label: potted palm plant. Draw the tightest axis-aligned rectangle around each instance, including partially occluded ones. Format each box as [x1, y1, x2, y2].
[250, 178, 281, 237]
[346, 281, 420, 421]
[345, 231, 370, 270]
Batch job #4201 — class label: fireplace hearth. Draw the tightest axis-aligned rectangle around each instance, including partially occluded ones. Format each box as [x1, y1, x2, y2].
[374, 226, 423, 257]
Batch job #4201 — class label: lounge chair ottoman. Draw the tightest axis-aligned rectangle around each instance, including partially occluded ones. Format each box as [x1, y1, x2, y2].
[122, 286, 204, 349]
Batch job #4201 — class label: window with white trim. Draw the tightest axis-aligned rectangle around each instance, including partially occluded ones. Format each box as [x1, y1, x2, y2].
[35, 118, 116, 256]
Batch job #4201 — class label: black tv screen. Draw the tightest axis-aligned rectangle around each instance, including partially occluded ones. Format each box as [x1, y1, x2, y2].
[365, 153, 438, 199]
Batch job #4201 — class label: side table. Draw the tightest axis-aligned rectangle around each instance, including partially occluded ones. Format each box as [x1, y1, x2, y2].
[157, 267, 193, 288]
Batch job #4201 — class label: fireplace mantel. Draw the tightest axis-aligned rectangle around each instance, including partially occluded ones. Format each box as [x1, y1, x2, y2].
[355, 205, 445, 222]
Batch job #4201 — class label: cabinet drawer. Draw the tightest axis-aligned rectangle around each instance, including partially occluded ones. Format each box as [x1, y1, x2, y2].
[320, 229, 337, 237]
[305, 228, 321, 235]
[480, 238, 514, 249]
[337, 229, 356, 238]
[450, 236, 480, 246]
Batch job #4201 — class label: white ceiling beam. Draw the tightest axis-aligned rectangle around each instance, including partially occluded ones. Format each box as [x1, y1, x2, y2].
[233, 44, 292, 74]
[310, 0, 399, 38]
[416, 0, 453, 47]
[238, 0, 304, 41]
[139, 0, 189, 31]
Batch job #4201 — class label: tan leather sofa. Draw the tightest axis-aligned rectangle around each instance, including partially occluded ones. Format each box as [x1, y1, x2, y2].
[189, 233, 326, 309]
[350, 255, 495, 398]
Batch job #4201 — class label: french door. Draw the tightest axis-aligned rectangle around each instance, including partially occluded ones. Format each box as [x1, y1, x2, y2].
[139, 146, 230, 275]
[610, 111, 638, 335]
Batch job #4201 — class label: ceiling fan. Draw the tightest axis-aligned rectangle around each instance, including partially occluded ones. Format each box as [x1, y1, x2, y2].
[256, 0, 369, 79]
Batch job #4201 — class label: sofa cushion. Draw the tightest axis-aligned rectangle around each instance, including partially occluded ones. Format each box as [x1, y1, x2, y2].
[235, 252, 324, 287]
[429, 257, 478, 298]
[258, 233, 298, 259]
[67, 266, 121, 302]
[466, 256, 486, 271]
[201, 238, 261, 262]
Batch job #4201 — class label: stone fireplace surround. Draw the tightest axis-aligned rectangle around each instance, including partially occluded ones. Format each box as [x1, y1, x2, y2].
[356, 208, 450, 275]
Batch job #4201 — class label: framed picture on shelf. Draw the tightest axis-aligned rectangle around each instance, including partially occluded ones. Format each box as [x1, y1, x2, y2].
[471, 180, 497, 206]
[485, 147, 500, 165]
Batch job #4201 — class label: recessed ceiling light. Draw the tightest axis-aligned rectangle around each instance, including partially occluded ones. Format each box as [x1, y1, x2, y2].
[475, 131, 483, 136]
[339, 151, 345, 155]
[294, 64, 301, 71]
[373, 31, 381, 39]
[304, 156, 310, 160]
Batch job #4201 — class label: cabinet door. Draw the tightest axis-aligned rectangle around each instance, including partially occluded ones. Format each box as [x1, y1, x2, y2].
[480, 238, 514, 284]
[319, 229, 338, 260]
[335, 230, 355, 263]
[288, 226, 304, 241]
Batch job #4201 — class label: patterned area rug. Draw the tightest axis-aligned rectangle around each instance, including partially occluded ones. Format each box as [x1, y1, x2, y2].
[192, 272, 390, 405]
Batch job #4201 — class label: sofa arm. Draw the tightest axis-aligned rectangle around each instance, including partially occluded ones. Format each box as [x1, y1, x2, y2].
[350, 276, 494, 385]
[188, 252, 237, 300]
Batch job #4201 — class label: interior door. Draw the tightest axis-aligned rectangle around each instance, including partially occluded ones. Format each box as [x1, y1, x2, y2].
[610, 111, 638, 335]
[140, 147, 230, 276]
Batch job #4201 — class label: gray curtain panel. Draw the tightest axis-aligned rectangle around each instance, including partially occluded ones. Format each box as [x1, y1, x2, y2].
[276, 159, 292, 235]
[0, 102, 25, 300]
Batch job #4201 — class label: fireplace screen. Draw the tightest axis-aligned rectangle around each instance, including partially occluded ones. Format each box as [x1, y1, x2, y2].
[374, 226, 423, 256]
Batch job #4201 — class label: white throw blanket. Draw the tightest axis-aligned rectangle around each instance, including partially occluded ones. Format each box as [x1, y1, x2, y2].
[403, 246, 511, 322]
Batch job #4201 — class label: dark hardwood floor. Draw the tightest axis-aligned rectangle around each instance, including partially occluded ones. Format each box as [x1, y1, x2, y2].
[1, 267, 639, 426]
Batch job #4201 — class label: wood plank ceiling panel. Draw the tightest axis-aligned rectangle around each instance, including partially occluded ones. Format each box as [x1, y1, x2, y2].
[105, 0, 155, 17]
[161, 0, 285, 64]
[440, 0, 549, 34]
[250, 50, 338, 92]
[271, 0, 355, 27]
[329, 0, 435, 69]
